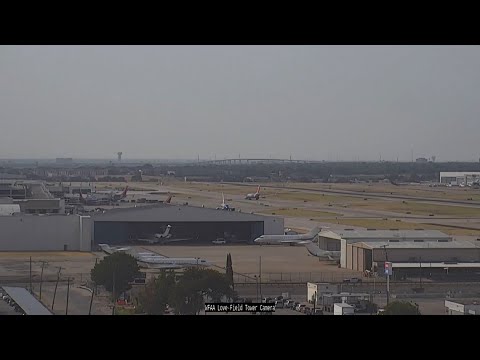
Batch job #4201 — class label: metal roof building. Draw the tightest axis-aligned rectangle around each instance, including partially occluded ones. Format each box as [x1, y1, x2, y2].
[91, 204, 284, 245]
[344, 240, 480, 273]
[328, 229, 452, 241]
[440, 172, 480, 185]
[1, 287, 52, 315]
[317, 229, 453, 268]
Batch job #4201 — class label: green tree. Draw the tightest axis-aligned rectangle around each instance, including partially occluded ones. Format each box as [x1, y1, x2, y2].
[170, 268, 234, 314]
[171, 268, 205, 315]
[226, 253, 234, 290]
[137, 270, 176, 315]
[137, 267, 235, 315]
[202, 268, 234, 302]
[383, 301, 421, 315]
[91, 252, 140, 300]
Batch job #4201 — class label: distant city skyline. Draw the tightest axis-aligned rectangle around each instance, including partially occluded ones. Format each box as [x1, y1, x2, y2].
[1, 45, 480, 161]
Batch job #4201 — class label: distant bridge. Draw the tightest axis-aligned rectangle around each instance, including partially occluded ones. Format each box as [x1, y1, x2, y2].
[191, 158, 325, 165]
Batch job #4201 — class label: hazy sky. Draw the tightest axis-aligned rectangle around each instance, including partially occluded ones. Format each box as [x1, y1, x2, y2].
[1, 45, 479, 161]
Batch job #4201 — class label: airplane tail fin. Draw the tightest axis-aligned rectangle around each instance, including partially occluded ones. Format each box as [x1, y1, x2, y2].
[165, 195, 172, 204]
[299, 240, 321, 257]
[299, 241, 339, 260]
[306, 226, 321, 238]
[122, 186, 128, 198]
[256, 186, 260, 194]
[164, 225, 171, 237]
[79, 191, 85, 204]
[98, 244, 112, 254]
[222, 192, 225, 205]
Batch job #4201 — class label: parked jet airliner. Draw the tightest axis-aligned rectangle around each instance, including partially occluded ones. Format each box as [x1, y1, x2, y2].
[245, 186, 261, 200]
[98, 244, 210, 269]
[254, 227, 320, 245]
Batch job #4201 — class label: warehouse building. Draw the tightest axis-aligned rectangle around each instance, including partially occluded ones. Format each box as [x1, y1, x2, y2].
[317, 229, 453, 268]
[439, 172, 480, 185]
[445, 299, 480, 315]
[344, 240, 480, 276]
[13, 198, 65, 214]
[91, 204, 284, 245]
[0, 214, 91, 251]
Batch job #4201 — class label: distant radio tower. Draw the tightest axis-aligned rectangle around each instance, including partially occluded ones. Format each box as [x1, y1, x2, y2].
[117, 152, 123, 161]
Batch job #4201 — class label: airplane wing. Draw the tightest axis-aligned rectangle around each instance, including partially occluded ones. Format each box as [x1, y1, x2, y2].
[279, 240, 302, 244]
[135, 238, 159, 244]
[141, 263, 184, 269]
[161, 238, 193, 244]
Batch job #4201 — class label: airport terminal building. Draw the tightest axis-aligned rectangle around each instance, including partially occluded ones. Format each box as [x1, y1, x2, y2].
[91, 204, 284, 246]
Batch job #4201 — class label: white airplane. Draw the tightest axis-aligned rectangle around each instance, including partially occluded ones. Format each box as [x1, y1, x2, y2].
[136, 256, 210, 269]
[98, 244, 210, 269]
[298, 240, 341, 261]
[245, 186, 261, 200]
[135, 225, 172, 244]
[254, 227, 321, 245]
[217, 193, 235, 211]
[134, 226, 197, 245]
[98, 244, 134, 255]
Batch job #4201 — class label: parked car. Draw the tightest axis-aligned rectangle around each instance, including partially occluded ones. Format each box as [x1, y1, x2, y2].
[303, 306, 312, 315]
[296, 304, 306, 312]
[343, 277, 362, 283]
[275, 300, 284, 308]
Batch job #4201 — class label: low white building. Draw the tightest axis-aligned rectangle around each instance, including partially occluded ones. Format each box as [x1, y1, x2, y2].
[334, 303, 354, 315]
[307, 282, 338, 304]
[0, 204, 21, 216]
[439, 172, 480, 185]
[445, 299, 480, 315]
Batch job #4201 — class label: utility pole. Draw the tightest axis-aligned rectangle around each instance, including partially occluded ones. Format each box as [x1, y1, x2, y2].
[65, 277, 70, 315]
[88, 284, 95, 315]
[52, 267, 62, 311]
[419, 257, 422, 288]
[382, 245, 390, 306]
[259, 256, 262, 302]
[29, 257, 32, 293]
[112, 268, 116, 315]
[39, 261, 47, 300]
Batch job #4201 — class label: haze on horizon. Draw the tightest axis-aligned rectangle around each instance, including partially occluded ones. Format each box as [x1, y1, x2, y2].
[1, 45, 479, 162]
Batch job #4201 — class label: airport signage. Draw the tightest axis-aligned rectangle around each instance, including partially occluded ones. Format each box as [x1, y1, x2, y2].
[384, 261, 393, 276]
[204, 303, 275, 313]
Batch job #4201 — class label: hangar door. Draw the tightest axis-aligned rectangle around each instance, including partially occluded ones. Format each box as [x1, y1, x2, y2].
[251, 222, 264, 242]
[94, 221, 131, 245]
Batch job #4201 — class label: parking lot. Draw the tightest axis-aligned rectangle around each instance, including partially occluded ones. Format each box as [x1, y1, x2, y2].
[0, 288, 25, 315]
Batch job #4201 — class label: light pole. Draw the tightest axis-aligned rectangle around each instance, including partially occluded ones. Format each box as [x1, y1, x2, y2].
[88, 284, 95, 315]
[52, 266, 62, 311]
[381, 245, 390, 306]
[66, 277, 70, 315]
[259, 256, 262, 302]
[29, 257, 32, 293]
[39, 261, 47, 300]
